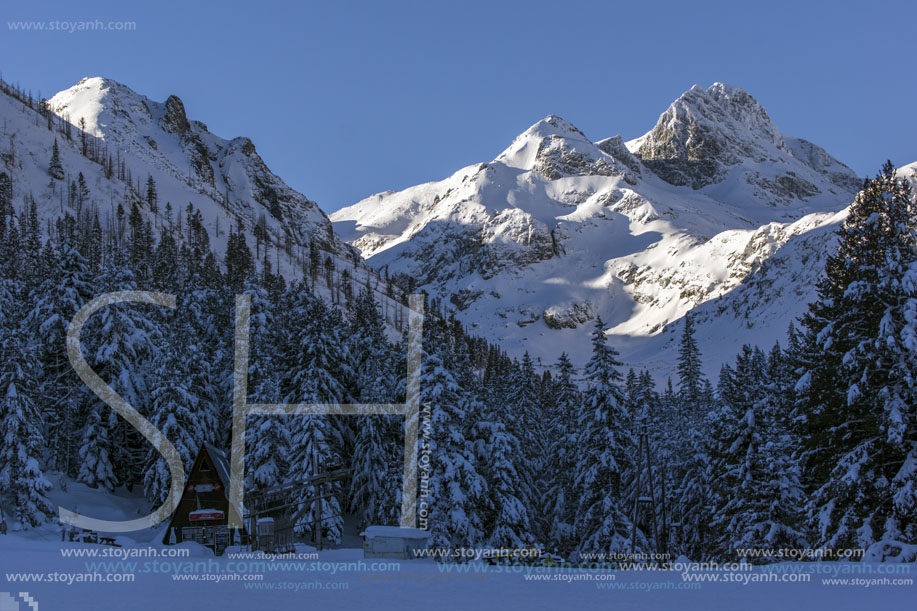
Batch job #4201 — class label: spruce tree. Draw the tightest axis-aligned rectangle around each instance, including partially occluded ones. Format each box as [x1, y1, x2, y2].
[346, 289, 401, 527]
[796, 162, 917, 548]
[83, 260, 158, 489]
[708, 346, 806, 560]
[573, 318, 634, 556]
[420, 321, 486, 550]
[146, 175, 158, 213]
[78, 406, 117, 491]
[545, 352, 581, 555]
[0, 282, 53, 526]
[473, 402, 532, 549]
[676, 313, 704, 417]
[143, 315, 200, 505]
[26, 243, 92, 474]
[279, 287, 347, 543]
[48, 139, 64, 180]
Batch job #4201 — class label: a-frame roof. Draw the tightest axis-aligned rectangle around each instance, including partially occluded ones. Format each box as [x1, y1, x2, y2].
[203, 442, 232, 491]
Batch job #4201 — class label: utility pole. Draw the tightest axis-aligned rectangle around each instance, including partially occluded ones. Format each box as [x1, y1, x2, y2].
[631, 421, 661, 558]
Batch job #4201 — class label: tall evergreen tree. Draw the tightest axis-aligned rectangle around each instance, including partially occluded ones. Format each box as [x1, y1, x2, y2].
[544, 352, 581, 556]
[279, 287, 347, 543]
[243, 283, 291, 492]
[677, 313, 704, 417]
[708, 346, 807, 560]
[143, 315, 200, 505]
[796, 162, 917, 548]
[26, 243, 92, 474]
[84, 260, 158, 489]
[346, 289, 401, 527]
[78, 405, 117, 491]
[48, 139, 64, 180]
[0, 280, 53, 526]
[573, 318, 634, 555]
[420, 321, 487, 550]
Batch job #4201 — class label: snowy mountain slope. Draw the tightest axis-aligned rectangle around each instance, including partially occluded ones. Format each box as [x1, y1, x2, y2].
[332, 84, 864, 375]
[633, 209, 847, 380]
[2, 76, 358, 281]
[898, 160, 917, 190]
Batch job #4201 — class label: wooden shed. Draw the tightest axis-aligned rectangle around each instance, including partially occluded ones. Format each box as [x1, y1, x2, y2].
[360, 526, 431, 560]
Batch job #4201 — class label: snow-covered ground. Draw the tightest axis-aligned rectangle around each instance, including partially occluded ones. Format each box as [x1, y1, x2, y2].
[2, 537, 913, 610]
[1, 481, 913, 610]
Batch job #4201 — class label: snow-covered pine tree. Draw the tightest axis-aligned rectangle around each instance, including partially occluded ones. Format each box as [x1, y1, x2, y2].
[346, 288, 401, 527]
[677, 313, 704, 417]
[244, 282, 290, 492]
[420, 320, 487, 551]
[78, 404, 117, 491]
[0, 279, 53, 526]
[796, 162, 917, 549]
[544, 352, 581, 556]
[573, 318, 634, 556]
[48, 139, 64, 180]
[669, 315, 712, 560]
[449, 327, 531, 549]
[143, 313, 200, 505]
[83, 257, 158, 490]
[179, 284, 229, 447]
[708, 346, 807, 560]
[472, 399, 532, 550]
[279, 285, 347, 544]
[25, 241, 93, 475]
[504, 352, 543, 536]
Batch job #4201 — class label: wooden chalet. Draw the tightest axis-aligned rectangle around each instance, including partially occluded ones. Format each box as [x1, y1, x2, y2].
[163, 443, 349, 555]
[162, 443, 238, 555]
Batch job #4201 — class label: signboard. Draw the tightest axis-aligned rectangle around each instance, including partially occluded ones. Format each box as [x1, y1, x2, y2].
[189, 510, 224, 522]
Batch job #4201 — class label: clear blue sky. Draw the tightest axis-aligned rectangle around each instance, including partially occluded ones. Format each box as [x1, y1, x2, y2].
[2, 0, 915, 213]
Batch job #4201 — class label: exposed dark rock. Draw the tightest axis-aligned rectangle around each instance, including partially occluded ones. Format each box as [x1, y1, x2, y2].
[534, 135, 616, 180]
[634, 84, 782, 189]
[162, 95, 190, 136]
[543, 302, 594, 329]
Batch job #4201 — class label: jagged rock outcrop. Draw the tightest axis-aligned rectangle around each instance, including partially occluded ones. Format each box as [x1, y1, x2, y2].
[161, 94, 190, 136]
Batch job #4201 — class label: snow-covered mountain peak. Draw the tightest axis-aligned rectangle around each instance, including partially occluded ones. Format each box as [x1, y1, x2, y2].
[495, 114, 617, 180]
[49, 77, 206, 149]
[519, 114, 588, 140]
[624, 82, 860, 210]
[47, 76, 140, 138]
[332, 83, 867, 379]
[626, 82, 790, 189]
[898, 160, 917, 191]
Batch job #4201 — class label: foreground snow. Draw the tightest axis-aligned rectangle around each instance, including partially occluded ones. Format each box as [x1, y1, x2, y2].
[1, 483, 913, 610]
[1, 534, 913, 610]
